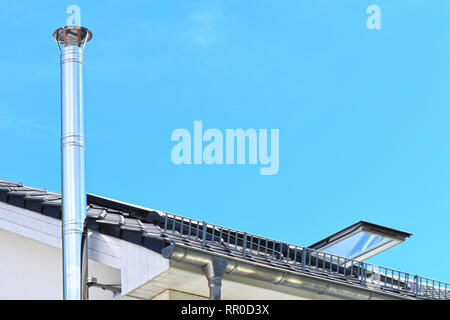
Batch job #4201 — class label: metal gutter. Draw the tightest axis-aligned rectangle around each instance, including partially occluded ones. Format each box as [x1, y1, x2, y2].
[162, 243, 409, 300]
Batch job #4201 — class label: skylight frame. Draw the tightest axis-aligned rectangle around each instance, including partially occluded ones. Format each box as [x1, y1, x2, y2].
[308, 221, 412, 262]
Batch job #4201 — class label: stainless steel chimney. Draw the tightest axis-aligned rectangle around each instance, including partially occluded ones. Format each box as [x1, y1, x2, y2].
[53, 26, 92, 300]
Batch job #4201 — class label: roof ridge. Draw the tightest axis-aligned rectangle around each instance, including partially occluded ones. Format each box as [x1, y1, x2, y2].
[0, 179, 24, 187]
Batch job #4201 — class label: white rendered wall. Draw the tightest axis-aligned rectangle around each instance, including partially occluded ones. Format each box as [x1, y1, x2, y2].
[0, 228, 127, 300]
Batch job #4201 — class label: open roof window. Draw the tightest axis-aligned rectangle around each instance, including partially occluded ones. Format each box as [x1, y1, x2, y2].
[308, 221, 412, 261]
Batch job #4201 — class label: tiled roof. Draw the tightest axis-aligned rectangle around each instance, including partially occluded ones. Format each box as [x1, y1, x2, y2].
[0, 179, 307, 269]
[0, 179, 332, 273]
[0, 179, 175, 254]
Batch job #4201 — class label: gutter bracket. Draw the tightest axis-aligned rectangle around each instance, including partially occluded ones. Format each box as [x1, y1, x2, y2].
[319, 282, 330, 295]
[87, 277, 122, 297]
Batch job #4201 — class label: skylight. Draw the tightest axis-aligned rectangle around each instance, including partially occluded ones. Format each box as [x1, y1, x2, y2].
[308, 221, 412, 261]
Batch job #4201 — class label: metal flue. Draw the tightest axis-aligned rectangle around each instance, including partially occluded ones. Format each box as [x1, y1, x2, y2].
[53, 25, 92, 300]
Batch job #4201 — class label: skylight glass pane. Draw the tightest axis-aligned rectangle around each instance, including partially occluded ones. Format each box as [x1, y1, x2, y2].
[322, 231, 392, 259]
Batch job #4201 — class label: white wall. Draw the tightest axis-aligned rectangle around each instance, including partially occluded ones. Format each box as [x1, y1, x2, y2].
[0, 228, 128, 300]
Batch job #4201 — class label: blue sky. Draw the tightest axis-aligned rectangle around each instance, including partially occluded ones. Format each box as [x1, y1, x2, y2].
[1, 0, 450, 283]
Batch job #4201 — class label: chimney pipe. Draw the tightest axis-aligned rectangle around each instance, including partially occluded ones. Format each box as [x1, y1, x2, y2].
[53, 26, 92, 300]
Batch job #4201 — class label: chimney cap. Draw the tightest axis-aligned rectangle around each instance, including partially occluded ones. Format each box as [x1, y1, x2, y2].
[53, 26, 92, 47]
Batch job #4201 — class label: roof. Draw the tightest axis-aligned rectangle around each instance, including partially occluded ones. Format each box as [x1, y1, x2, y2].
[0, 178, 296, 266]
[0, 178, 178, 255]
[0, 178, 449, 300]
[0, 178, 311, 270]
